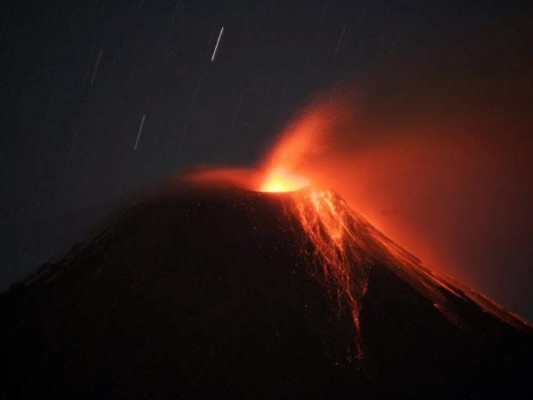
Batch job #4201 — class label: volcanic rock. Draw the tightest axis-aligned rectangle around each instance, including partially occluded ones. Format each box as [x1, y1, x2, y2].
[1, 182, 531, 399]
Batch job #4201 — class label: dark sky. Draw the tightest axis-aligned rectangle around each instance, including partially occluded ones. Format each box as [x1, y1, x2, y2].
[1, 1, 531, 316]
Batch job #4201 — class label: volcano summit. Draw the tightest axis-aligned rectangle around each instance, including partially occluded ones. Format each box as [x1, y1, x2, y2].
[0, 178, 531, 399]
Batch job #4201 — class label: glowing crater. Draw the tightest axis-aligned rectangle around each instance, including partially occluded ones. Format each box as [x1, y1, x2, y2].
[260, 167, 310, 193]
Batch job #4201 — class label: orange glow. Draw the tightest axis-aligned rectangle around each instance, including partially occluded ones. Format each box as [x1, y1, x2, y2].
[250, 89, 532, 357]
[183, 79, 532, 358]
[288, 188, 370, 359]
[258, 101, 335, 193]
[260, 168, 309, 192]
[276, 186, 531, 359]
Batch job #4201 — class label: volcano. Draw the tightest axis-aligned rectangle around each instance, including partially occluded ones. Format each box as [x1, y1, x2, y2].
[1, 179, 531, 399]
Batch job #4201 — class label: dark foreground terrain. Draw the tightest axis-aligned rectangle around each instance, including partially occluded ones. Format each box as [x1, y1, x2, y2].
[1, 182, 531, 399]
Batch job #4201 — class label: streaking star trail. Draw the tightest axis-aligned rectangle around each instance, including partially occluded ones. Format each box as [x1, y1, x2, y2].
[211, 26, 224, 62]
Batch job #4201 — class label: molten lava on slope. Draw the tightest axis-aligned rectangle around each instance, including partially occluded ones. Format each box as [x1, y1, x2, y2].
[0, 178, 531, 398]
[1, 89, 532, 398]
[260, 175, 531, 360]
[252, 106, 532, 354]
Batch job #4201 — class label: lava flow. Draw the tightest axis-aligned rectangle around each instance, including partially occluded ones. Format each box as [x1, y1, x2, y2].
[257, 103, 371, 356]
[258, 167, 531, 359]
[253, 100, 532, 358]
[290, 189, 370, 359]
[260, 167, 370, 358]
[183, 89, 532, 360]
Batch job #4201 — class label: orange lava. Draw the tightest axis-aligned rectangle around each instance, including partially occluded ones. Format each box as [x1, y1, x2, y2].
[252, 92, 532, 358]
[277, 185, 531, 360]
[261, 168, 309, 193]
[184, 84, 532, 359]
[288, 189, 370, 359]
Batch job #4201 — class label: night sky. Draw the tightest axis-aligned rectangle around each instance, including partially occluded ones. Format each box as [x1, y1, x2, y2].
[1, 1, 532, 317]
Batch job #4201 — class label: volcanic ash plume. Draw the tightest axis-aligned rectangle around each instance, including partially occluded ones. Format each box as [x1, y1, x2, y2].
[251, 92, 532, 358]
[261, 186, 532, 360]
[2, 159, 532, 398]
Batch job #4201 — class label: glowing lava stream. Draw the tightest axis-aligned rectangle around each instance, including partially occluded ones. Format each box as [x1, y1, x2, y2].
[260, 171, 370, 359]
[258, 168, 531, 359]
[292, 189, 369, 359]
[252, 95, 531, 359]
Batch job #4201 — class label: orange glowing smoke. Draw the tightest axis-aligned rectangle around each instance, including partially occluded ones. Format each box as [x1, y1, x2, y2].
[255, 100, 372, 356]
[251, 88, 532, 357]
[261, 168, 309, 193]
[259, 184, 530, 360]
[259, 100, 339, 193]
[181, 93, 531, 360]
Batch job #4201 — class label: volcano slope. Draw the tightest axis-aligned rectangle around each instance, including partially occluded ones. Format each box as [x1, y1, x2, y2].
[1, 182, 531, 399]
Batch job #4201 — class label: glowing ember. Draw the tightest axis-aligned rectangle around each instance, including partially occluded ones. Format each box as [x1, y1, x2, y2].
[189, 86, 532, 361]
[261, 167, 310, 193]
[278, 186, 532, 360]
[254, 99, 529, 359]
[288, 188, 370, 359]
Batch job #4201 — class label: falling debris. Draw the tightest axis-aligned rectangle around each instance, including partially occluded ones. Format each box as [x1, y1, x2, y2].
[211, 26, 224, 62]
[134, 114, 146, 150]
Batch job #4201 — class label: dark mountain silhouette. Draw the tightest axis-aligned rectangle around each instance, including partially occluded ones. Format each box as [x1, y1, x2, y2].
[1, 181, 531, 399]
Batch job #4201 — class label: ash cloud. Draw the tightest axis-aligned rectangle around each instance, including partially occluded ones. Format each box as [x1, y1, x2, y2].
[265, 7, 533, 317]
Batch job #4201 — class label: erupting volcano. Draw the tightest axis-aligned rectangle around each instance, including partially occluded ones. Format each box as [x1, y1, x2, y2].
[253, 102, 532, 358]
[1, 101, 532, 398]
[257, 158, 531, 362]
